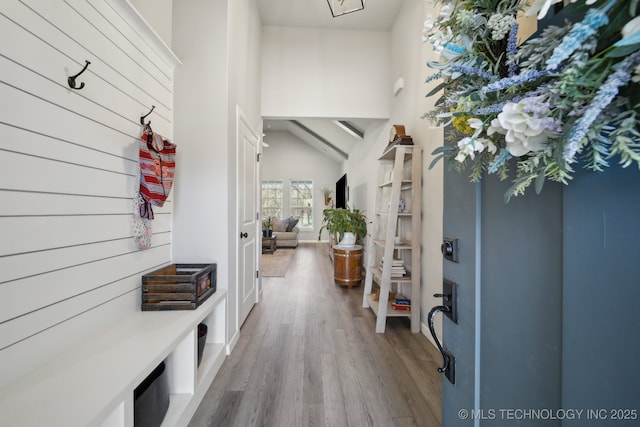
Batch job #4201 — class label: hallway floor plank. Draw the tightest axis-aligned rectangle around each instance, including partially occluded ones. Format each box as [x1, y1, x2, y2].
[189, 243, 442, 427]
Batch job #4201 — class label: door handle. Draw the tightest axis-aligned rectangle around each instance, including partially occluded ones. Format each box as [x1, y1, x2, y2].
[428, 305, 456, 384]
[428, 305, 451, 373]
[427, 278, 458, 384]
[240, 232, 248, 238]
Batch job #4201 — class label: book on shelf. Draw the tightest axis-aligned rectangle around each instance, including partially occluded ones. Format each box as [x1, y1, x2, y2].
[391, 302, 411, 310]
[391, 294, 411, 310]
[390, 269, 406, 276]
[380, 258, 404, 266]
[379, 258, 406, 277]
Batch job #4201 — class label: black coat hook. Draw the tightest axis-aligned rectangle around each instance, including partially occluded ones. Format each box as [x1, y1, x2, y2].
[68, 60, 91, 90]
[140, 105, 155, 126]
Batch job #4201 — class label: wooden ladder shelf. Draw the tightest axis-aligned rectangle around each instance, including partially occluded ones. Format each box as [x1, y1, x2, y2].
[362, 145, 422, 333]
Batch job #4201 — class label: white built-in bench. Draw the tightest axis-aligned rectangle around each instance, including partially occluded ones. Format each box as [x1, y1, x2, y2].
[0, 290, 227, 427]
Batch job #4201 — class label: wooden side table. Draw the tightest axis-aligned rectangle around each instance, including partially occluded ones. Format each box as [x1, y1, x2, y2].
[262, 236, 276, 254]
[333, 244, 363, 288]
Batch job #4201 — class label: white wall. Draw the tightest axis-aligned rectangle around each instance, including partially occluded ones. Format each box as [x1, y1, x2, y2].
[129, 0, 173, 46]
[172, 0, 229, 266]
[342, 121, 389, 218]
[409, 0, 445, 344]
[261, 130, 342, 241]
[226, 0, 263, 336]
[0, 0, 178, 386]
[172, 0, 262, 346]
[343, 0, 444, 344]
[261, 26, 391, 119]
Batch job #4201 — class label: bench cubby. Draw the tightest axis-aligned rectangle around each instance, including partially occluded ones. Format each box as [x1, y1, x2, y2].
[0, 290, 227, 427]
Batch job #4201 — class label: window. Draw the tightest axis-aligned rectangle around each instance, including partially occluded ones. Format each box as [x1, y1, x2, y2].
[290, 180, 313, 226]
[261, 180, 283, 218]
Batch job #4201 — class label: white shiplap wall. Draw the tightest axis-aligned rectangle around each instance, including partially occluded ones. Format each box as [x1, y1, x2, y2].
[0, 0, 179, 387]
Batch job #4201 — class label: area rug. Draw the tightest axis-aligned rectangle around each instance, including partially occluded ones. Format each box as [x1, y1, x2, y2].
[261, 249, 295, 277]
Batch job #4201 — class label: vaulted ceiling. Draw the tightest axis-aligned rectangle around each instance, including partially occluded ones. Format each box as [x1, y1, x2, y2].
[256, 0, 404, 31]
[257, 0, 406, 161]
[262, 118, 375, 162]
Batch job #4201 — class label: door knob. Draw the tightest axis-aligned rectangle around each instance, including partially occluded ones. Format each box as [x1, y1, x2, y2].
[441, 242, 452, 255]
[240, 232, 248, 238]
[441, 237, 459, 262]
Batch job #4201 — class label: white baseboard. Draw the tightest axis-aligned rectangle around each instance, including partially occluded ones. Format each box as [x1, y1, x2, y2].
[227, 329, 240, 355]
[421, 321, 437, 348]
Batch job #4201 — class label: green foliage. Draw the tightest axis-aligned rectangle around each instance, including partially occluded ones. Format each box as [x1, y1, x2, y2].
[423, 0, 640, 201]
[318, 206, 368, 243]
[321, 187, 334, 197]
[610, 113, 640, 167]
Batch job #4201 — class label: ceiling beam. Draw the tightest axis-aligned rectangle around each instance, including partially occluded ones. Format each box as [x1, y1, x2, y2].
[289, 120, 349, 160]
[334, 120, 364, 139]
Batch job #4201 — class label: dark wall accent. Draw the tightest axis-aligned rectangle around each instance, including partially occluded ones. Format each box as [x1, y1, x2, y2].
[480, 173, 563, 426]
[441, 160, 640, 427]
[561, 164, 640, 424]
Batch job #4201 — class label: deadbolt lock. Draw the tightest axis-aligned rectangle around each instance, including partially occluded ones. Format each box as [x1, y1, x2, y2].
[441, 237, 459, 263]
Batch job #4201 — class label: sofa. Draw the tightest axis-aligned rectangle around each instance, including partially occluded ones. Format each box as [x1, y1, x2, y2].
[270, 216, 299, 248]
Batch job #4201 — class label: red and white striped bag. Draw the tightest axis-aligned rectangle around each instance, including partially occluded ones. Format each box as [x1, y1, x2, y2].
[138, 127, 176, 219]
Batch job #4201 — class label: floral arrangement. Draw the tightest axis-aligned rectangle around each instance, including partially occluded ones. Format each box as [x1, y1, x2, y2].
[423, 0, 640, 200]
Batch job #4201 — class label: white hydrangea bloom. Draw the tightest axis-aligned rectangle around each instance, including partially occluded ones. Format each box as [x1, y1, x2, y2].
[487, 100, 552, 157]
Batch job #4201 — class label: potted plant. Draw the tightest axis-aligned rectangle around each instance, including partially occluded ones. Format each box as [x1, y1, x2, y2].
[321, 187, 334, 206]
[318, 206, 367, 247]
[262, 217, 273, 237]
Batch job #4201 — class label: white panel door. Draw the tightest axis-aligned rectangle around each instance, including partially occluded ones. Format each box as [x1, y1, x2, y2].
[237, 107, 259, 327]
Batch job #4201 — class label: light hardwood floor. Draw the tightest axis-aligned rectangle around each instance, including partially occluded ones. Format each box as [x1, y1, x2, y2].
[188, 243, 442, 427]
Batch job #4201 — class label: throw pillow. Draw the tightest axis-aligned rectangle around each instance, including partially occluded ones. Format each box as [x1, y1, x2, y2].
[286, 217, 299, 232]
[272, 216, 288, 232]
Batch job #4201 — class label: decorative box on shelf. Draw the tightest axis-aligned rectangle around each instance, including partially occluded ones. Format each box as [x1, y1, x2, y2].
[142, 263, 217, 311]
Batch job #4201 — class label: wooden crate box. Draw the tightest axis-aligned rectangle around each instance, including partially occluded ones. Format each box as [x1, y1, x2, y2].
[142, 263, 216, 311]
